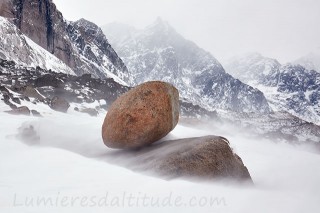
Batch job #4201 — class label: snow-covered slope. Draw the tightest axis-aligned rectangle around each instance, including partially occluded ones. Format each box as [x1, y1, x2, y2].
[225, 53, 320, 124]
[0, 16, 74, 75]
[103, 19, 271, 113]
[0, 106, 320, 212]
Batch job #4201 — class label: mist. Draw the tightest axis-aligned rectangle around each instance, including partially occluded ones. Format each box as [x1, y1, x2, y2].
[1, 108, 320, 212]
[54, 0, 320, 63]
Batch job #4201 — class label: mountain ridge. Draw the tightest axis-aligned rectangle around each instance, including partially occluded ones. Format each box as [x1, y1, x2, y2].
[225, 52, 320, 124]
[103, 20, 271, 113]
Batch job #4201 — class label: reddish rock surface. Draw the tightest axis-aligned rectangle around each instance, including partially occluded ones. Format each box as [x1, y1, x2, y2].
[102, 81, 179, 149]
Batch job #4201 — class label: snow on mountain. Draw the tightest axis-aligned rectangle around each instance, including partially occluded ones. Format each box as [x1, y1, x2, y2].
[102, 22, 138, 51]
[225, 53, 320, 125]
[66, 18, 130, 85]
[0, 16, 74, 75]
[0, 0, 130, 84]
[103, 19, 271, 113]
[216, 109, 320, 144]
[293, 52, 320, 73]
[1, 103, 320, 212]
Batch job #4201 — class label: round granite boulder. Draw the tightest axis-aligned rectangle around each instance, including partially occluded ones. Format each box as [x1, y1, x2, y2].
[102, 81, 179, 149]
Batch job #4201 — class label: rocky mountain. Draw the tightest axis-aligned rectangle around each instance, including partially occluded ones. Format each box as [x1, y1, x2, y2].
[0, 58, 218, 120]
[1, 57, 319, 145]
[293, 52, 320, 73]
[0, 0, 129, 83]
[0, 16, 74, 75]
[225, 53, 320, 125]
[102, 18, 271, 113]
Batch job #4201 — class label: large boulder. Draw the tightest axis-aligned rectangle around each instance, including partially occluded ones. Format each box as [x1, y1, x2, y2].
[106, 135, 252, 182]
[102, 81, 179, 149]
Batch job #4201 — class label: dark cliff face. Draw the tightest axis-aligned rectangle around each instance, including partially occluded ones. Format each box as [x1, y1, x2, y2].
[0, 0, 129, 81]
[6, 0, 66, 56]
[0, 0, 15, 20]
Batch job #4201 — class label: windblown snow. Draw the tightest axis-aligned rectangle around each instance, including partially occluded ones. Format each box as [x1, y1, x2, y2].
[0, 100, 319, 213]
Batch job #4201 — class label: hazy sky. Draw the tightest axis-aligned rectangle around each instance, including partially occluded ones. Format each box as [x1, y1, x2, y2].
[54, 0, 320, 63]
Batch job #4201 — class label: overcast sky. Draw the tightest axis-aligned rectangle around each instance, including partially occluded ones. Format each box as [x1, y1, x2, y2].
[54, 0, 320, 63]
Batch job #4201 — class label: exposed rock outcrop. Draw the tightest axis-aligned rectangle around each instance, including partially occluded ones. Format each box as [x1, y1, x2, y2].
[0, 0, 129, 81]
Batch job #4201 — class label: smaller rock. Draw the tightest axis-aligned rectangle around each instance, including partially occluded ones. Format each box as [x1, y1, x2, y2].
[6, 106, 30, 116]
[31, 110, 42, 117]
[74, 107, 79, 111]
[50, 96, 70, 112]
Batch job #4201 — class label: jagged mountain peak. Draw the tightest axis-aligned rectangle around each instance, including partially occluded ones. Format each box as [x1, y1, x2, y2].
[225, 52, 320, 124]
[146, 17, 172, 32]
[73, 18, 107, 38]
[70, 18, 109, 48]
[103, 21, 271, 113]
[74, 18, 100, 31]
[229, 52, 280, 65]
[225, 52, 281, 86]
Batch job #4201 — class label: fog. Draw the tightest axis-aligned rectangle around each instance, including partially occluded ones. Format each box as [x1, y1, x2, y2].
[1, 108, 320, 212]
[53, 0, 320, 63]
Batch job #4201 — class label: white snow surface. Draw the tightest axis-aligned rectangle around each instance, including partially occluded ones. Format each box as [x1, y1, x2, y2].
[1, 101, 320, 212]
[0, 16, 75, 75]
